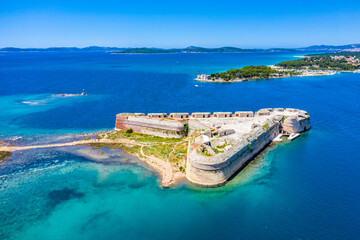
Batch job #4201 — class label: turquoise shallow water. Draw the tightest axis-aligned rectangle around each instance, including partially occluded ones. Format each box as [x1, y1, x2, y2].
[0, 52, 360, 239]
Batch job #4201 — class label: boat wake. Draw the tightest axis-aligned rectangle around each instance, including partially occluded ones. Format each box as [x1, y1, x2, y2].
[19, 92, 87, 106]
[51, 93, 86, 98]
[21, 100, 45, 105]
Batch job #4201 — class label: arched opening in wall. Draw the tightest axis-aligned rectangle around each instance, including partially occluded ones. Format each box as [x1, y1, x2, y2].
[214, 114, 218, 117]
[304, 127, 307, 131]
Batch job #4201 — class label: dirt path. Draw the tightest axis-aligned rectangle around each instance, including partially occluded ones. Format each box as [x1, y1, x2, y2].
[0, 138, 135, 152]
[139, 146, 175, 187]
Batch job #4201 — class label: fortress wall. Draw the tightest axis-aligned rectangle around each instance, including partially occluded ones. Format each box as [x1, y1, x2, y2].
[188, 119, 212, 131]
[115, 115, 131, 130]
[141, 127, 186, 138]
[235, 111, 254, 117]
[186, 122, 280, 186]
[191, 112, 211, 118]
[115, 115, 185, 138]
[213, 112, 233, 118]
[282, 117, 310, 133]
[169, 113, 189, 119]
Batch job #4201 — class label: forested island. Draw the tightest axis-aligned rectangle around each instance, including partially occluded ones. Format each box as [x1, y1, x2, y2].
[115, 46, 293, 54]
[1, 44, 360, 53]
[276, 52, 360, 71]
[198, 52, 360, 82]
[205, 66, 298, 82]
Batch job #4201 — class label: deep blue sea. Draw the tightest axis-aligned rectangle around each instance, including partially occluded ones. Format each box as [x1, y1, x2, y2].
[0, 51, 359, 240]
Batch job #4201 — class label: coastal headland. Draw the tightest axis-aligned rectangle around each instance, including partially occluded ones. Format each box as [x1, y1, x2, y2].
[1, 108, 310, 187]
[196, 52, 360, 82]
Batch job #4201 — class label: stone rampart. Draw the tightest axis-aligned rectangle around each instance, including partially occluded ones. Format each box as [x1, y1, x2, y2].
[188, 119, 213, 131]
[115, 114, 185, 138]
[186, 121, 280, 186]
[282, 116, 310, 133]
[115, 109, 310, 185]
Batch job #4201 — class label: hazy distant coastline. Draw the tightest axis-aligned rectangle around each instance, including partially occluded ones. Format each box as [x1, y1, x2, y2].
[1, 43, 360, 54]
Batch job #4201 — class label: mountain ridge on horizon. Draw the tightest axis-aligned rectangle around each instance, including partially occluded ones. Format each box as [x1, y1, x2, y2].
[1, 43, 359, 53]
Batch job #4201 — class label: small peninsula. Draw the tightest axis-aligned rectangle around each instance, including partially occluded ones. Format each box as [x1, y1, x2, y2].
[0, 109, 310, 187]
[97, 109, 310, 186]
[197, 52, 360, 82]
[276, 52, 360, 71]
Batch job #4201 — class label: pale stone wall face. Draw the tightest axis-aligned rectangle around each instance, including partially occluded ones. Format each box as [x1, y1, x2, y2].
[169, 113, 189, 119]
[147, 113, 167, 118]
[141, 127, 186, 138]
[186, 122, 280, 186]
[255, 109, 271, 116]
[191, 112, 211, 118]
[213, 112, 232, 118]
[116, 109, 311, 186]
[219, 129, 235, 136]
[282, 117, 310, 133]
[235, 111, 254, 117]
[188, 119, 212, 131]
[115, 114, 185, 138]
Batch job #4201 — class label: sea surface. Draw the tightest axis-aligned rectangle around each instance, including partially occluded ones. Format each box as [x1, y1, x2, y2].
[0, 51, 359, 239]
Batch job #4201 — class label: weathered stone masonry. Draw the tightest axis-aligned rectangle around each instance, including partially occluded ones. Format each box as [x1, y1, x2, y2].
[115, 108, 310, 186]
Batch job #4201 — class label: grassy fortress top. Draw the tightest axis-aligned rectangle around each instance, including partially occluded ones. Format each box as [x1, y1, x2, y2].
[115, 108, 310, 186]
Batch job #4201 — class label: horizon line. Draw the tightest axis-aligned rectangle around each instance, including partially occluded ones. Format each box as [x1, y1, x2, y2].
[1, 43, 360, 50]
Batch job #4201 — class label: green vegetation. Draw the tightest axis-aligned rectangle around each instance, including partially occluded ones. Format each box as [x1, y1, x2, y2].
[126, 128, 133, 134]
[84, 142, 141, 155]
[115, 46, 288, 54]
[184, 124, 189, 134]
[207, 52, 360, 83]
[169, 142, 188, 163]
[217, 140, 227, 149]
[198, 147, 212, 157]
[84, 130, 188, 165]
[106, 130, 182, 143]
[262, 123, 270, 130]
[179, 166, 186, 173]
[211, 147, 223, 154]
[276, 53, 360, 71]
[209, 65, 294, 81]
[308, 52, 360, 58]
[120, 48, 174, 54]
[143, 144, 174, 161]
[0, 151, 12, 162]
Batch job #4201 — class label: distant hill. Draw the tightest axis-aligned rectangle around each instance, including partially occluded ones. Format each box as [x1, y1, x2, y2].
[297, 43, 360, 51]
[0, 46, 292, 53]
[116, 46, 296, 54]
[1, 43, 359, 53]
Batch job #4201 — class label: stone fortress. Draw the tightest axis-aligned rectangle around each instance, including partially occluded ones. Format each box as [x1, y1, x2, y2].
[115, 108, 310, 186]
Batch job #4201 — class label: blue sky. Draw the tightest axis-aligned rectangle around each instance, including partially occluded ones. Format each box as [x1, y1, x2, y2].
[1, 0, 360, 48]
